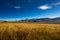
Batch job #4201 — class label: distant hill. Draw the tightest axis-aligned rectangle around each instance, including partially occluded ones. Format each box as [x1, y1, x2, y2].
[18, 17, 60, 24]
[0, 17, 60, 24]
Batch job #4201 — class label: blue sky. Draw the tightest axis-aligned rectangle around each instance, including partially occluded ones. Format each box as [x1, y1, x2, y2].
[0, 0, 60, 20]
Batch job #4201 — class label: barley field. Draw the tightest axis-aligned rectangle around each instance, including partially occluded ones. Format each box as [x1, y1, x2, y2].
[0, 22, 60, 40]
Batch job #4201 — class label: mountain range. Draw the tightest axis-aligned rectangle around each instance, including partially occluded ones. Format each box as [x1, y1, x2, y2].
[18, 17, 60, 24]
[0, 17, 60, 24]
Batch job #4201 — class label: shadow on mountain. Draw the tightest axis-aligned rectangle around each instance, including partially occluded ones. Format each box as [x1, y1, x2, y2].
[0, 17, 60, 24]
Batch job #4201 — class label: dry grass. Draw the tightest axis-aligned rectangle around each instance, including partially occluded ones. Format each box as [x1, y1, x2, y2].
[0, 22, 60, 40]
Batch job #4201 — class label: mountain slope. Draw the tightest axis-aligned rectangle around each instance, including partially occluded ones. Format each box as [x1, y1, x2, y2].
[0, 17, 60, 24]
[18, 17, 60, 24]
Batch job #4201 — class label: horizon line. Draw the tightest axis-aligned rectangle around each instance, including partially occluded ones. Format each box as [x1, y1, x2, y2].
[0, 17, 60, 21]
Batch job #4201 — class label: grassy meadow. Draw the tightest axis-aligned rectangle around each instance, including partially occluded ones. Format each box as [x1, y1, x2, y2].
[0, 22, 60, 40]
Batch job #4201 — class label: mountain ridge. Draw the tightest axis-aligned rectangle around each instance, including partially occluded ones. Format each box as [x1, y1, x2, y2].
[0, 17, 60, 24]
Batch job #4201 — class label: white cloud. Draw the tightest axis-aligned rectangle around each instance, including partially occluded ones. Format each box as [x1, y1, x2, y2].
[38, 5, 52, 10]
[53, 2, 60, 6]
[14, 6, 21, 9]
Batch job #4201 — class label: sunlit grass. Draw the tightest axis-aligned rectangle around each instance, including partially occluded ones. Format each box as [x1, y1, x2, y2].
[0, 22, 60, 40]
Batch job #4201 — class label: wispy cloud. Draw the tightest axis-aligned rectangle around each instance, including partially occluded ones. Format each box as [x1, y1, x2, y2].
[14, 6, 21, 9]
[53, 2, 60, 6]
[38, 5, 52, 10]
[37, 2, 60, 10]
